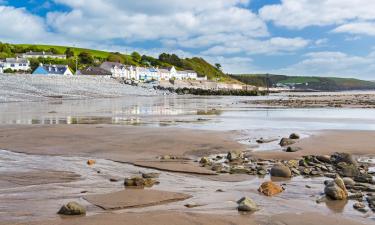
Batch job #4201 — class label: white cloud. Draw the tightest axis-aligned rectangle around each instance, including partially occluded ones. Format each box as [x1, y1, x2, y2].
[259, 0, 375, 29]
[0, 6, 47, 42]
[333, 22, 375, 36]
[275, 51, 375, 79]
[202, 37, 309, 55]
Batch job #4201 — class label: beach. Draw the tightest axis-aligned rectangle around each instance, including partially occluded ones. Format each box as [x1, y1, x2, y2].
[0, 78, 374, 225]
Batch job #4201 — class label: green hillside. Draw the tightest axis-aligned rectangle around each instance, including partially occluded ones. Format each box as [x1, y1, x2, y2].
[0, 42, 236, 82]
[230, 74, 375, 91]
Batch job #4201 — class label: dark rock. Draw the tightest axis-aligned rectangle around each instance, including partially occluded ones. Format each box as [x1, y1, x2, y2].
[286, 146, 302, 152]
[270, 164, 292, 178]
[353, 202, 368, 213]
[279, 138, 296, 147]
[237, 197, 259, 212]
[331, 152, 357, 166]
[348, 192, 364, 200]
[354, 174, 373, 183]
[58, 202, 86, 215]
[316, 155, 331, 164]
[336, 162, 359, 177]
[142, 172, 160, 179]
[324, 176, 348, 200]
[289, 133, 300, 139]
[124, 176, 159, 188]
[227, 150, 243, 162]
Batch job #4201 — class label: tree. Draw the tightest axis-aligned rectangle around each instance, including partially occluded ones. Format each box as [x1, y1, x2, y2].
[107, 53, 124, 63]
[65, 48, 74, 58]
[131, 51, 141, 62]
[48, 48, 59, 54]
[215, 63, 222, 71]
[78, 52, 94, 65]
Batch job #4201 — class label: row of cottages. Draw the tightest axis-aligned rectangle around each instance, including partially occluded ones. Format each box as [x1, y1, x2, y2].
[99, 62, 200, 81]
[32, 64, 73, 76]
[18, 51, 67, 59]
[0, 57, 30, 73]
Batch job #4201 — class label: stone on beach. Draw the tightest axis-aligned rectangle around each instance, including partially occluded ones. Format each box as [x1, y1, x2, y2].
[279, 138, 296, 147]
[142, 172, 160, 179]
[237, 197, 259, 212]
[270, 164, 292, 178]
[227, 150, 243, 162]
[124, 176, 159, 188]
[289, 133, 300, 139]
[324, 176, 348, 200]
[58, 202, 86, 215]
[285, 146, 302, 152]
[258, 181, 284, 196]
[353, 202, 368, 213]
[87, 159, 96, 166]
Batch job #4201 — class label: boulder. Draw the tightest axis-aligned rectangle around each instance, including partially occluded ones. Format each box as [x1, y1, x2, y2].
[124, 176, 159, 188]
[353, 202, 368, 213]
[258, 181, 284, 196]
[279, 138, 296, 147]
[142, 172, 160, 179]
[199, 157, 211, 166]
[286, 146, 302, 152]
[58, 202, 86, 215]
[230, 166, 250, 174]
[316, 155, 331, 164]
[270, 164, 292, 178]
[237, 197, 259, 212]
[331, 153, 357, 166]
[343, 177, 355, 187]
[289, 133, 300, 139]
[324, 176, 348, 200]
[87, 159, 96, 166]
[227, 150, 243, 162]
[336, 162, 359, 177]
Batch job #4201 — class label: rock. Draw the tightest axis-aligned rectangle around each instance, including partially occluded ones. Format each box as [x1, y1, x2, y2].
[211, 163, 223, 172]
[305, 185, 311, 188]
[227, 150, 243, 162]
[257, 169, 267, 176]
[324, 176, 348, 200]
[216, 189, 224, 192]
[199, 157, 211, 166]
[289, 133, 300, 139]
[367, 196, 375, 209]
[286, 146, 302, 152]
[348, 192, 364, 200]
[124, 176, 159, 188]
[279, 138, 296, 147]
[142, 172, 160, 179]
[109, 178, 119, 182]
[353, 202, 368, 213]
[87, 159, 96, 166]
[58, 202, 86, 215]
[161, 155, 171, 160]
[316, 155, 331, 164]
[258, 181, 284, 196]
[336, 162, 359, 177]
[343, 177, 356, 187]
[354, 174, 373, 183]
[270, 164, 292, 178]
[230, 166, 250, 174]
[331, 152, 357, 166]
[256, 138, 277, 144]
[184, 203, 204, 208]
[237, 197, 258, 212]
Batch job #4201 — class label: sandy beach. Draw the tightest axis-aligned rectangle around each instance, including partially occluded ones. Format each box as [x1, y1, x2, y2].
[0, 91, 374, 225]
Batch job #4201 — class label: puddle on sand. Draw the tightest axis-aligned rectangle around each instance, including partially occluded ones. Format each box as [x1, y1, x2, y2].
[0, 150, 373, 224]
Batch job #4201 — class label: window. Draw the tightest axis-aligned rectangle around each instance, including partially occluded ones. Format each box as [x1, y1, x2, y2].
[11, 64, 15, 67]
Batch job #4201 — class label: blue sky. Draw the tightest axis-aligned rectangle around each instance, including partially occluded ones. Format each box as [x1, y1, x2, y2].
[1, 0, 375, 79]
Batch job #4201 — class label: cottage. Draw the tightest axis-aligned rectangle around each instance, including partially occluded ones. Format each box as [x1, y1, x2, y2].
[77, 66, 112, 78]
[19, 51, 66, 59]
[33, 64, 73, 76]
[100, 62, 128, 78]
[0, 57, 30, 72]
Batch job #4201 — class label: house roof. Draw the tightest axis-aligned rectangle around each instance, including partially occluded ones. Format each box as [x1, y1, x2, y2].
[22, 51, 65, 56]
[100, 62, 126, 71]
[79, 66, 112, 76]
[5, 57, 29, 64]
[42, 64, 70, 75]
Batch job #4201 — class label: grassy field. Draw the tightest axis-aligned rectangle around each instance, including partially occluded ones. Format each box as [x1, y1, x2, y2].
[230, 74, 375, 91]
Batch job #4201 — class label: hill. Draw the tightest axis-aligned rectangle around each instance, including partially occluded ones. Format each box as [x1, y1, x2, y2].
[0, 42, 236, 83]
[230, 74, 375, 91]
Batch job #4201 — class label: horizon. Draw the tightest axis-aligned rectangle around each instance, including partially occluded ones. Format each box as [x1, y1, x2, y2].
[1, 1, 375, 79]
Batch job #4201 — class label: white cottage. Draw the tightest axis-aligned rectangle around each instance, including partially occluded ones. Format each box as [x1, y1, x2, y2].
[0, 57, 30, 71]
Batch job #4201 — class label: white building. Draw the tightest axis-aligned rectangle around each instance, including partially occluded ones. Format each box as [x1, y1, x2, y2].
[0, 57, 30, 72]
[19, 51, 66, 59]
[99, 62, 201, 81]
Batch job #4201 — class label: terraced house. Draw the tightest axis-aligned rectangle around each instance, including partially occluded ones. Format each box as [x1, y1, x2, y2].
[99, 62, 200, 81]
[18, 51, 67, 59]
[0, 57, 30, 73]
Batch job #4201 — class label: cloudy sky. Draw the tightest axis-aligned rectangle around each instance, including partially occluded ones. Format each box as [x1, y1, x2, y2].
[1, 0, 375, 79]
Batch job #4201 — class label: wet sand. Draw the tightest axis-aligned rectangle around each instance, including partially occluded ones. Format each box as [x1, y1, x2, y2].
[253, 130, 375, 160]
[85, 189, 191, 210]
[0, 124, 244, 174]
[4, 211, 365, 225]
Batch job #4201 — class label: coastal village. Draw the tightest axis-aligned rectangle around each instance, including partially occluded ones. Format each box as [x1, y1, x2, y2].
[0, 51, 205, 82]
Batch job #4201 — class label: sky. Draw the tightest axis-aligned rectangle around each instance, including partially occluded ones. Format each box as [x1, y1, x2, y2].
[1, 0, 375, 80]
